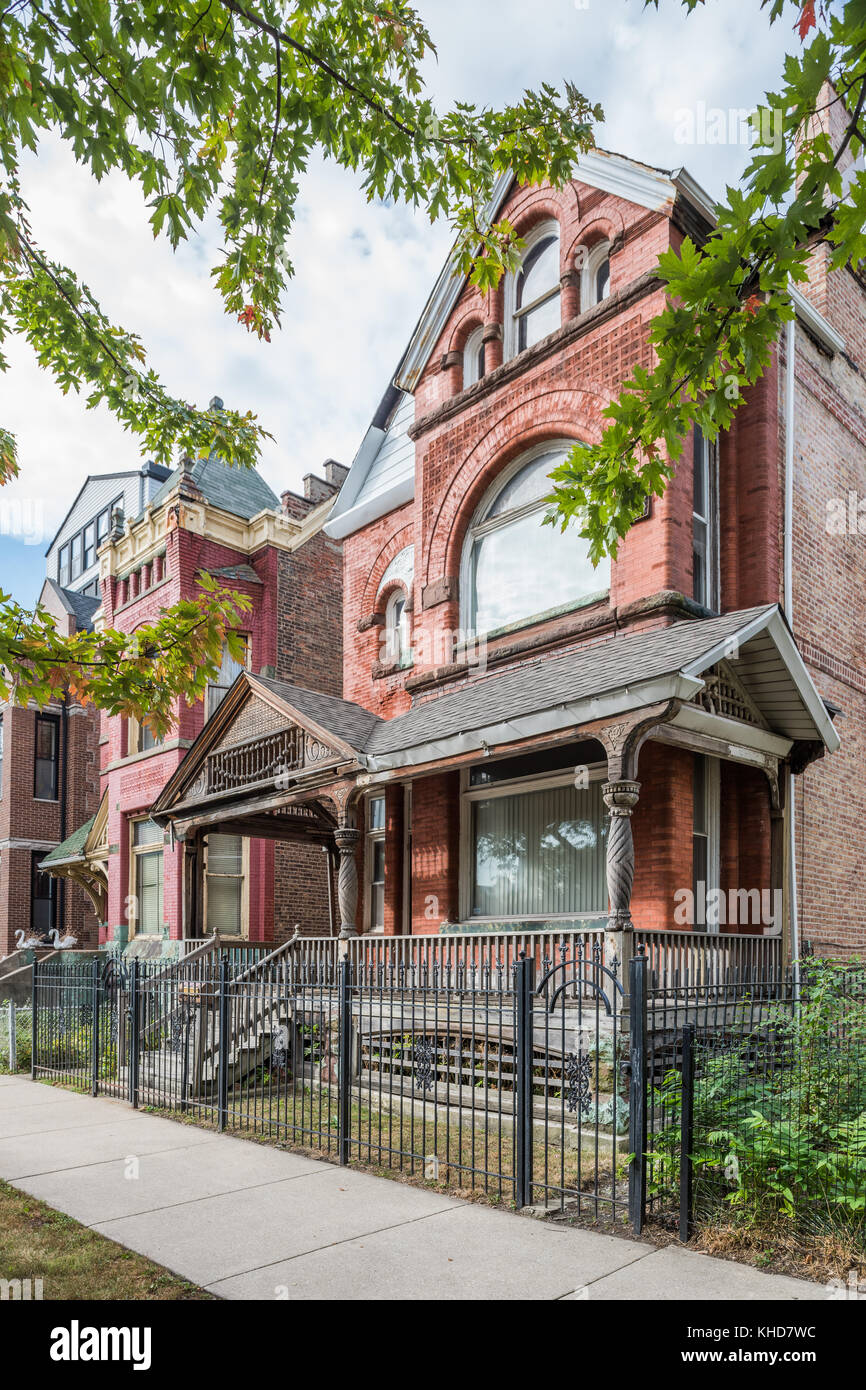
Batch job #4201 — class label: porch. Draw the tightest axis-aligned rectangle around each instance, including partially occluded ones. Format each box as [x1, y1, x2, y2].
[147, 602, 837, 985]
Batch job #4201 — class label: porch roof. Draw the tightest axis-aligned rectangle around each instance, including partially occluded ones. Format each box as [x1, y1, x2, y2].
[39, 816, 95, 870]
[152, 603, 839, 821]
[360, 603, 838, 769]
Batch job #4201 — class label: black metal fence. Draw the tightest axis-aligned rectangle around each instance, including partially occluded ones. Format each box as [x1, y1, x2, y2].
[641, 963, 866, 1249]
[30, 942, 631, 1221]
[30, 947, 864, 1248]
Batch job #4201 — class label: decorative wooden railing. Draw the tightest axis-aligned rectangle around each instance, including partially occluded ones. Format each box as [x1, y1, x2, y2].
[206, 727, 303, 795]
[636, 929, 782, 990]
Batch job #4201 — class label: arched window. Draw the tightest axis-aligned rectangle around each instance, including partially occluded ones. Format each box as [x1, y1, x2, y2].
[383, 588, 411, 667]
[463, 325, 486, 388]
[506, 222, 561, 358]
[461, 443, 610, 636]
[581, 241, 612, 310]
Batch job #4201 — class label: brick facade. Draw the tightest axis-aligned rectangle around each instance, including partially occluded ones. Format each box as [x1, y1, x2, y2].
[97, 468, 344, 949]
[337, 166, 863, 954]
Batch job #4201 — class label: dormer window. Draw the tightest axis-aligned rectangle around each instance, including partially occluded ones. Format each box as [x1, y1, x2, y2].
[463, 326, 486, 388]
[506, 222, 561, 358]
[581, 241, 612, 310]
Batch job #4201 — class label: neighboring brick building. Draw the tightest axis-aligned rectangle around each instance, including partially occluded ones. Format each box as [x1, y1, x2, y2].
[0, 461, 170, 956]
[41, 418, 346, 954]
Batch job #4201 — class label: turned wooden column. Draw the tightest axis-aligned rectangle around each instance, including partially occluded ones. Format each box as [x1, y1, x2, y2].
[334, 823, 361, 939]
[602, 780, 641, 932]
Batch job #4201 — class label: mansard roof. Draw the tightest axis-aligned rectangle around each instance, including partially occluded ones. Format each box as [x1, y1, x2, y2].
[145, 452, 280, 522]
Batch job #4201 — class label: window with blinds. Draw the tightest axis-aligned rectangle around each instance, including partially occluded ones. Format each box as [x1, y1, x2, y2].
[205, 833, 245, 936]
[469, 776, 607, 920]
[131, 819, 163, 935]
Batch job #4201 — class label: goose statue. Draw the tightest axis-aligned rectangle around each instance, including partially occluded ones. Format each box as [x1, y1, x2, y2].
[48, 929, 78, 950]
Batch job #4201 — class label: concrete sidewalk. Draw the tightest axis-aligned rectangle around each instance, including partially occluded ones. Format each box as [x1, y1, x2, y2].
[0, 1074, 827, 1301]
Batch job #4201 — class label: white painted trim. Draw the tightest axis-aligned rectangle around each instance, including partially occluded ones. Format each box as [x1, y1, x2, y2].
[680, 605, 841, 753]
[366, 672, 704, 773]
[670, 704, 793, 759]
[322, 472, 414, 541]
[787, 285, 846, 356]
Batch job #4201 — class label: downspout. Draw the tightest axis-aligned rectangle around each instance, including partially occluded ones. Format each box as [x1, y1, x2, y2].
[783, 316, 801, 974]
[59, 693, 69, 933]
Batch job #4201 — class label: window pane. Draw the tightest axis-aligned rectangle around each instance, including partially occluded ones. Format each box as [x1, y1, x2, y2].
[518, 292, 561, 351]
[595, 260, 611, 302]
[371, 881, 385, 931]
[206, 874, 242, 935]
[136, 850, 163, 933]
[516, 236, 559, 309]
[35, 718, 56, 760]
[693, 756, 707, 834]
[472, 508, 608, 634]
[369, 796, 385, 831]
[207, 833, 243, 874]
[97, 509, 110, 540]
[71, 534, 82, 578]
[486, 454, 563, 519]
[471, 780, 607, 918]
[84, 523, 96, 568]
[372, 840, 385, 884]
[133, 819, 162, 847]
[693, 427, 707, 517]
[59, 545, 70, 585]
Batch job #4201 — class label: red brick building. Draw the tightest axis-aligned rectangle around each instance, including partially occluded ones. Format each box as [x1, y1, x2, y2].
[43, 422, 346, 956]
[151, 151, 859, 962]
[0, 462, 173, 958]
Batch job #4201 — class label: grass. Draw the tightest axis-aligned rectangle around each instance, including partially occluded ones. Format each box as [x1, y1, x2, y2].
[0, 1179, 213, 1301]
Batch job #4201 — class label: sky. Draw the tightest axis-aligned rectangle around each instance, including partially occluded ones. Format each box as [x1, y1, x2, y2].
[0, 0, 797, 605]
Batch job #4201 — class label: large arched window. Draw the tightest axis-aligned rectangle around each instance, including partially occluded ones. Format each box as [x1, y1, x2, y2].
[461, 443, 610, 636]
[505, 222, 561, 358]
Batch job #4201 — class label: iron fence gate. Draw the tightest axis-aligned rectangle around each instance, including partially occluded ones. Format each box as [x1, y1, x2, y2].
[30, 943, 633, 1222]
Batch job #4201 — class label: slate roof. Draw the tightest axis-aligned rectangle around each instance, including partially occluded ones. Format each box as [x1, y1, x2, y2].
[40, 817, 95, 867]
[145, 454, 280, 521]
[41, 579, 102, 632]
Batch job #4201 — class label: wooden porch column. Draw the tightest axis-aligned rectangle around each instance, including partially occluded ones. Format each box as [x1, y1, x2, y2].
[334, 823, 361, 939]
[602, 779, 641, 932]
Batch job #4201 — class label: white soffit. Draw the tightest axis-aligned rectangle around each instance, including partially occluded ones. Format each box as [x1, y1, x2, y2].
[681, 605, 841, 752]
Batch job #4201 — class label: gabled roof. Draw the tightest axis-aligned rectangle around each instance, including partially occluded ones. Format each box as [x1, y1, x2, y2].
[154, 606, 840, 819]
[39, 578, 101, 632]
[144, 453, 280, 522]
[43, 469, 144, 555]
[325, 147, 845, 541]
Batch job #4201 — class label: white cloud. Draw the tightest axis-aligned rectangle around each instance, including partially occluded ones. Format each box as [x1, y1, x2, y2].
[1, 0, 796, 601]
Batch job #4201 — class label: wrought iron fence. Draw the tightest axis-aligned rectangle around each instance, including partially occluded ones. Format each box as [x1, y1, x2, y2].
[0, 1000, 31, 1072]
[641, 962, 866, 1250]
[31, 946, 859, 1248]
[30, 943, 632, 1220]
